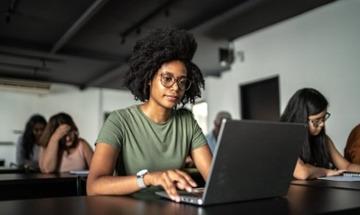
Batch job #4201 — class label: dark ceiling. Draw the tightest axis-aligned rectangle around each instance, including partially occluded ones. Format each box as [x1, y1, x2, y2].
[0, 0, 335, 90]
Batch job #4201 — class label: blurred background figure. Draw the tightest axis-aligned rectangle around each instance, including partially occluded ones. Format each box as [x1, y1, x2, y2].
[16, 114, 47, 171]
[206, 111, 232, 153]
[39, 112, 93, 173]
[344, 124, 360, 164]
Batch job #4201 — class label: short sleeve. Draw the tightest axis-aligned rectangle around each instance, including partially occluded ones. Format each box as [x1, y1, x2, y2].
[96, 111, 124, 150]
[189, 112, 207, 150]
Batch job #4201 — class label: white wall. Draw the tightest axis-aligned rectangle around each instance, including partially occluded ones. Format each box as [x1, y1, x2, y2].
[0, 84, 136, 166]
[205, 0, 360, 153]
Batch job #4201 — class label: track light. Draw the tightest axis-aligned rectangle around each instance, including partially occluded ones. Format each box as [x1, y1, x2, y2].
[120, 36, 126, 44]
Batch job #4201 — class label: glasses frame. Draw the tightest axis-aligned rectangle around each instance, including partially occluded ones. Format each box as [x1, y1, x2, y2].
[309, 112, 331, 128]
[159, 73, 192, 91]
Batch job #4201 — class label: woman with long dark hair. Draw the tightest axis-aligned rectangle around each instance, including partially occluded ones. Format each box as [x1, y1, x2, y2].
[39, 112, 93, 173]
[281, 88, 360, 179]
[16, 114, 46, 170]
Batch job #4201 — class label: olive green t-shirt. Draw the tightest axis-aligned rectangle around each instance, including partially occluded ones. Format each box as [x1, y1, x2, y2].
[96, 105, 206, 175]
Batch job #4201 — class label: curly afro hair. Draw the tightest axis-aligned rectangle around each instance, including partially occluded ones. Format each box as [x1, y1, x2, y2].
[124, 28, 205, 105]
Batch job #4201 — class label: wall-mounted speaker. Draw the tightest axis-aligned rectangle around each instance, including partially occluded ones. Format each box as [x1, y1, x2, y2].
[219, 48, 234, 67]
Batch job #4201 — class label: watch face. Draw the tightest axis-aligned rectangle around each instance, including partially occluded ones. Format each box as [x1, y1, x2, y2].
[136, 169, 148, 188]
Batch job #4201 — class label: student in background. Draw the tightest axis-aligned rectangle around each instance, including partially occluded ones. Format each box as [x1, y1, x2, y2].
[206, 111, 232, 153]
[16, 114, 46, 170]
[281, 88, 360, 180]
[87, 28, 212, 201]
[344, 124, 360, 164]
[39, 112, 93, 173]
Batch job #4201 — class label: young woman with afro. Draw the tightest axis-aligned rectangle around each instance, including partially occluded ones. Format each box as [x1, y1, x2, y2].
[87, 28, 212, 202]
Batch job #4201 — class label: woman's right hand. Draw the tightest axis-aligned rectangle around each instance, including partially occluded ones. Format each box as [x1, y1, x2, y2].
[52, 124, 71, 141]
[144, 169, 197, 202]
[325, 169, 345, 177]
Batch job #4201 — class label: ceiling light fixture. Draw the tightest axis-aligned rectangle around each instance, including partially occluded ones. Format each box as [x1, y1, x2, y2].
[0, 77, 51, 95]
[120, 36, 126, 44]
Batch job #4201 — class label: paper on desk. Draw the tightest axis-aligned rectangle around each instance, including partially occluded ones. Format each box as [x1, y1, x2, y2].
[318, 175, 360, 181]
[69, 170, 89, 175]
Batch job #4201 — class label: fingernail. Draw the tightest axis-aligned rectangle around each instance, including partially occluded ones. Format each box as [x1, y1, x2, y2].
[186, 187, 192, 192]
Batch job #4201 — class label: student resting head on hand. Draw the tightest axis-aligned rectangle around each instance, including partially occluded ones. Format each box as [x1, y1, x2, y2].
[39, 112, 93, 174]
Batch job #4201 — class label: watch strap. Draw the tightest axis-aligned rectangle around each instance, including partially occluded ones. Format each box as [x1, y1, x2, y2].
[136, 169, 148, 188]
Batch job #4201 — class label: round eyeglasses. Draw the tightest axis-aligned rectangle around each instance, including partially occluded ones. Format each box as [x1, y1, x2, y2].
[309, 112, 331, 128]
[160, 73, 192, 91]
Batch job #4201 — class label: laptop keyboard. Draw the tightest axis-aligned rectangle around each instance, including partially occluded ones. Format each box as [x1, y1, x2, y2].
[178, 188, 204, 198]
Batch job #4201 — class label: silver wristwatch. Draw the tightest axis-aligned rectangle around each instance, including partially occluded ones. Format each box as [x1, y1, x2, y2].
[136, 169, 149, 189]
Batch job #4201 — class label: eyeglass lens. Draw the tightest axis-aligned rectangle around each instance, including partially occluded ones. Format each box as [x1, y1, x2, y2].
[310, 112, 331, 127]
[160, 73, 191, 90]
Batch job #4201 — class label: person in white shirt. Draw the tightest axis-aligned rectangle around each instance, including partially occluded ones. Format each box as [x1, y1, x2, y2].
[16, 114, 46, 170]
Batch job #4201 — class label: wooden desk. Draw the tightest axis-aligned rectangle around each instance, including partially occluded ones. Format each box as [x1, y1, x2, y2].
[0, 185, 359, 215]
[292, 179, 360, 190]
[0, 173, 86, 200]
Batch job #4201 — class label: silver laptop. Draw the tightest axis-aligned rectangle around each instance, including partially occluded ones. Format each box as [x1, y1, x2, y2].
[156, 120, 306, 206]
